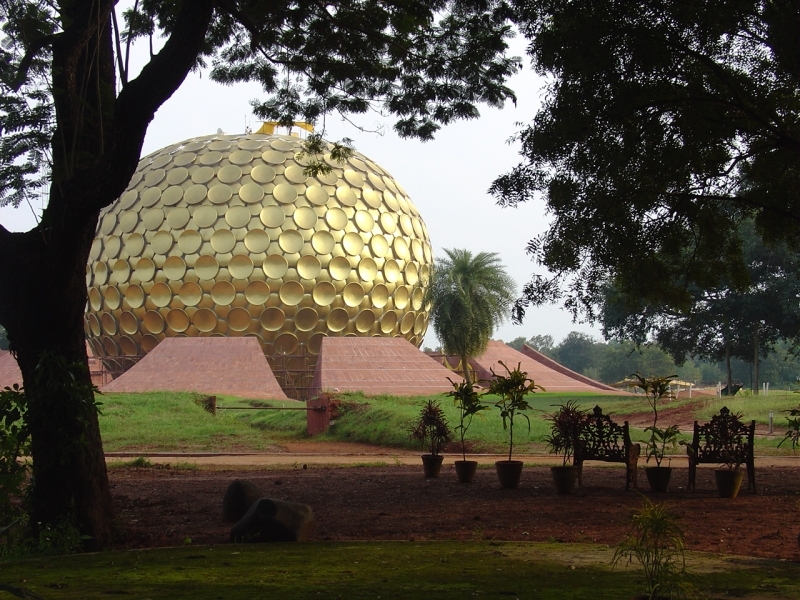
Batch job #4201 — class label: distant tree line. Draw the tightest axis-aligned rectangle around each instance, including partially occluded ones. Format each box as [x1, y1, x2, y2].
[505, 332, 800, 389]
[0, 325, 8, 351]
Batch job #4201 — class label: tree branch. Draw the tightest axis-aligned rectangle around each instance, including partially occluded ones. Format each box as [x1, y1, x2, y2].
[10, 34, 57, 92]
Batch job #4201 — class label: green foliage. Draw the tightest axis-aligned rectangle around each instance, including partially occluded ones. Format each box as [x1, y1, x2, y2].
[544, 400, 584, 466]
[0, 384, 29, 523]
[425, 249, 515, 383]
[485, 361, 542, 461]
[0, 326, 8, 351]
[778, 405, 800, 451]
[447, 378, 487, 460]
[631, 373, 678, 468]
[493, 1, 800, 323]
[644, 424, 681, 468]
[409, 399, 451, 456]
[706, 407, 748, 470]
[612, 497, 691, 600]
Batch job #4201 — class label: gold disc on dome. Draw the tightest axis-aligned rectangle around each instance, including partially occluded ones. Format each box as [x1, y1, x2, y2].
[355, 210, 375, 233]
[316, 169, 337, 185]
[405, 262, 419, 285]
[199, 151, 223, 166]
[179, 281, 203, 306]
[119, 311, 139, 335]
[102, 335, 119, 355]
[262, 150, 287, 164]
[225, 206, 251, 229]
[384, 259, 401, 282]
[239, 182, 265, 204]
[119, 189, 138, 210]
[120, 335, 140, 356]
[263, 254, 288, 279]
[93, 262, 108, 286]
[414, 313, 426, 335]
[143, 310, 165, 334]
[383, 189, 399, 210]
[174, 152, 196, 167]
[164, 256, 187, 280]
[229, 255, 254, 279]
[367, 172, 386, 190]
[251, 164, 276, 183]
[119, 210, 140, 233]
[278, 229, 304, 254]
[270, 138, 295, 151]
[191, 166, 215, 184]
[226, 307, 252, 332]
[273, 183, 298, 204]
[412, 217, 424, 238]
[101, 313, 117, 336]
[311, 230, 335, 254]
[104, 286, 121, 310]
[362, 188, 382, 209]
[343, 282, 365, 307]
[355, 309, 376, 333]
[134, 257, 155, 282]
[343, 169, 364, 188]
[167, 309, 190, 333]
[244, 229, 270, 253]
[260, 205, 285, 228]
[260, 307, 286, 331]
[412, 239, 424, 262]
[284, 165, 308, 184]
[150, 282, 173, 307]
[336, 186, 357, 206]
[371, 283, 389, 308]
[166, 207, 191, 229]
[312, 281, 336, 306]
[141, 334, 160, 352]
[111, 259, 131, 284]
[87, 313, 101, 336]
[195, 255, 220, 280]
[105, 235, 121, 259]
[349, 156, 367, 171]
[293, 206, 317, 229]
[273, 332, 298, 354]
[125, 284, 145, 308]
[238, 139, 264, 151]
[208, 140, 232, 151]
[327, 308, 349, 332]
[358, 257, 378, 281]
[217, 164, 243, 184]
[325, 207, 347, 230]
[412, 287, 424, 310]
[419, 263, 430, 283]
[161, 185, 184, 206]
[329, 256, 351, 281]
[295, 307, 319, 331]
[88, 287, 102, 311]
[297, 255, 321, 279]
[210, 229, 236, 253]
[245, 280, 270, 305]
[211, 280, 236, 305]
[152, 153, 173, 168]
[166, 166, 189, 186]
[229, 150, 253, 165]
[90, 238, 102, 261]
[144, 168, 166, 186]
[305, 185, 329, 205]
[184, 141, 207, 152]
[142, 208, 165, 231]
[380, 310, 398, 334]
[383, 176, 399, 193]
[394, 285, 410, 309]
[394, 236, 410, 260]
[400, 214, 415, 237]
[370, 234, 389, 257]
[379, 212, 396, 234]
[279, 280, 304, 306]
[192, 308, 218, 332]
[184, 184, 208, 205]
[178, 230, 202, 254]
[397, 194, 411, 214]
[100, 212, 117, 235]
[208, 183, 233, 205]
[400, 311, 415, 334]
[307, 332, 326, 355]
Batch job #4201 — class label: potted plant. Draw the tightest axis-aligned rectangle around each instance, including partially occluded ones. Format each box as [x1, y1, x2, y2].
[485, 361, 543, 489]
[409, 399, 451, 478]
[778, 405, 800, 451]
[545, 400, 585, 494]
[712, 408, 747, 498]
[447, 377, 487, 483]
[632, 373, 679, 493]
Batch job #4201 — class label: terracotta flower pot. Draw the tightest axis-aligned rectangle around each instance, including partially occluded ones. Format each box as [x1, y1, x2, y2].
[495, 460, 523, 489]
[421, 454, 444, 478]
[714, 469, 744, 498]
[644, 466, 672, 493]
[550, 465, 579, 495]
[454, 460, 478, 483]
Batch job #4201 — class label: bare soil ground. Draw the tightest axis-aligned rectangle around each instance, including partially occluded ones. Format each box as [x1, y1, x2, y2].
[110, 461, 800, 562]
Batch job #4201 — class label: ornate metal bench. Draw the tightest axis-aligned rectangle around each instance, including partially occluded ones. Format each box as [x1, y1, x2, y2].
[686, 406, 756, 492]
[575, 406, 640, 490]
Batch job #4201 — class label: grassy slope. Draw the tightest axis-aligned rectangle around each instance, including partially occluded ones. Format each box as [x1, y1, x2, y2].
[0, 542, 796, 600]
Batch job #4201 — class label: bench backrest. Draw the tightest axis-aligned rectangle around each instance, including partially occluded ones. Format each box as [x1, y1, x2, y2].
[577, 405, 631, 461]
[690, 406, 755, 465]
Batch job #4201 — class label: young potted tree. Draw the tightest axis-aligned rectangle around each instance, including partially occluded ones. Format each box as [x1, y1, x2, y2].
[712, 407, 748, 498]
[485, 361, 543, 489]
[632, 373, 680, 493]
[545, 400, 585, 494]
[409, 399, 452, 478]
[778, 405, 800, 451]
[447, 377, 487, 483]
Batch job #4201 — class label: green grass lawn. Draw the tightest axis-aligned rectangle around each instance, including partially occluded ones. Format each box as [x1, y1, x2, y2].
[0, 542, 797, 600]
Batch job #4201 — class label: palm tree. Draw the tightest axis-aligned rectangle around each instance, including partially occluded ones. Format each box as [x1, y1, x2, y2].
[425, 249, 516, 384]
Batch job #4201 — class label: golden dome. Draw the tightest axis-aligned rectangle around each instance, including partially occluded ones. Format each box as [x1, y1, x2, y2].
[85, 132, 432, 395]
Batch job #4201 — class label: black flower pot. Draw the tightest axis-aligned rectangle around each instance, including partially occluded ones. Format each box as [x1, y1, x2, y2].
[644, 466, 672, 492]
[714, 469, 744, 498]
[421, 454, 444, 478]
[454, 460, 478, 483]
[495, 460, 523, 489]
[550, 465, 579, 495]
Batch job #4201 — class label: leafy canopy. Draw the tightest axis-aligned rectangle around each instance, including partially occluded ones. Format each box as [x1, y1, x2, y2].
[492, 0, 800, 322]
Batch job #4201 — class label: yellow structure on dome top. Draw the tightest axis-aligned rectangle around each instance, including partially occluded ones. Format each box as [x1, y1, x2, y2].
[84, 131, 433, 397]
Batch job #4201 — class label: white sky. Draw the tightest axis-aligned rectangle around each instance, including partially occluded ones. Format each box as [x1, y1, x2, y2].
[0, 21, 602, 348]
